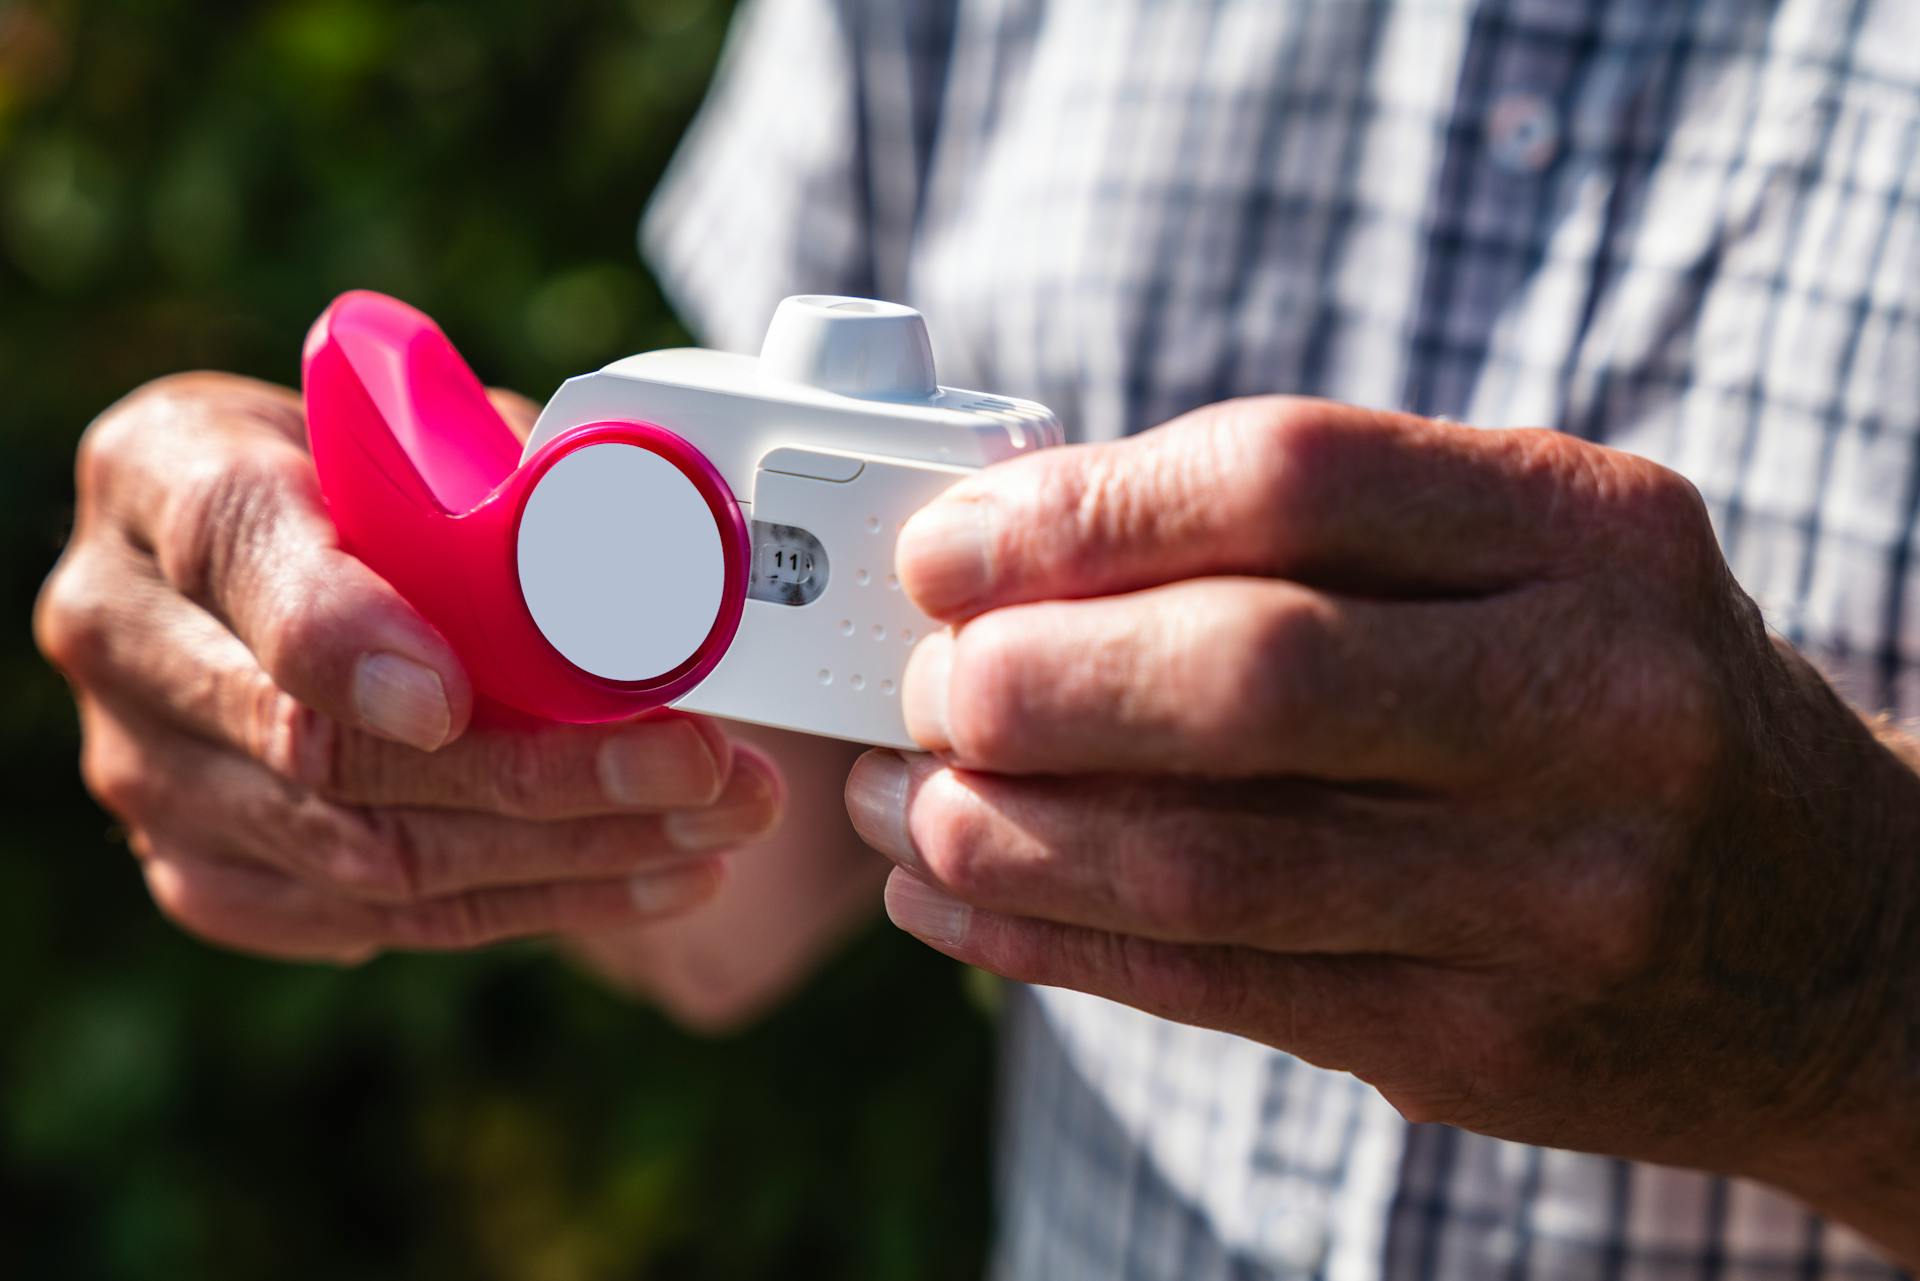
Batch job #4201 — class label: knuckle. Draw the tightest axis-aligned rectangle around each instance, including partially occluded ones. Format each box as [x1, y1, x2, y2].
[1160, 947, 1260, 1028]
[143, 862, 199, 928]
[142, 859, 235, 949]
[946, 615, 1031, 765]
[33, 553, 114, 679]
[1629, 457, 1713, 534]
[910, 780, 999, 898]
[73, 392, 151, 501]
[394, 894, 490, 951]
[255, 692, 344, 790]
[79, 733, 152, 821]
[1121, 838, 1251, 940]
[1527, 839, 1666, 984]
[138, 858, 326, 962]
[290, 797, 417, 904]
[1238, 399, 1325, 484]
[483, 734, 573, 817]
[1220, 591, 1326, 738]
[1096, 931, 1245, 1025]
[351, 810, 425, 902]
[1092, 929, 1154, 998]
[1228, 400, 1333, 540]
[1630, 464, 1717, 566]
[1569, 446, 1720, 573]
[978, 918, 1057, 987]
[399, 887, 530, 951]
[1595, 639, 1728, 806]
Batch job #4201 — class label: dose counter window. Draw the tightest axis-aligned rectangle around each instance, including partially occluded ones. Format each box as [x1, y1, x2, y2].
[749, 522, 828, 606]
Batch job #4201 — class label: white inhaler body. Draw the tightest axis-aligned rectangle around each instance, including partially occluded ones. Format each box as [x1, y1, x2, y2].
[519, 296, 1062, 750]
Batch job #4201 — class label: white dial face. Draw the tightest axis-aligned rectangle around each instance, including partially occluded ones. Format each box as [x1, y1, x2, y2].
[516, 442, 727, 682]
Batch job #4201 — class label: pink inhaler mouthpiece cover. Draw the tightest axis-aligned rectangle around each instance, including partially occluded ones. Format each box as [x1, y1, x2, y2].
[301, 290, 749, 723]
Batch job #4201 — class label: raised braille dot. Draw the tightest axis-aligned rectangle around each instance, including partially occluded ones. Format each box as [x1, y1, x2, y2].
[817, 669, 832, 685]
[872, 624, 886, 641]
[839, 618, 854, 636]
[881, 679, 896, 696]
[850, 674, 866, 691]
[856, 569, 871, 586]
[866, 516, 881, 533]
[886, 574, 900, 591]
[902, 628, 915, 643]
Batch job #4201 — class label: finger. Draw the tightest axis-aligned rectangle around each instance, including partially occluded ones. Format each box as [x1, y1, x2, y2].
[88, 383, 471, 750]
[486, 388, 541, 442]
[391, 750, 779, 897]
[142, 850, 724, 963]
[140, 853, 380, 966]
[83, 700, 779, 902]
[881, 868, 1438, 1074]
[59, 580, 738, 816]
[897, 396, 1580, 620]
[314, 713, 743, 820]
[904, 577, 1538, 781]
[847, 752, 1460, 952]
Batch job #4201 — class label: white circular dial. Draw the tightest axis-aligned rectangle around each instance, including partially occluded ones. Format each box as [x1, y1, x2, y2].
[516, 442, 726, 682]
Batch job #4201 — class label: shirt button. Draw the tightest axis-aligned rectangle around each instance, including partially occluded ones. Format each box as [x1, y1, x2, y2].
[1254, 1210, 1330, 1275]
[1488, 91, 1561, 173]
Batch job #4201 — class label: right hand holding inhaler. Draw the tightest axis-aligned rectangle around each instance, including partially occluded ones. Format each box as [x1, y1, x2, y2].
[35, 373, 782, 965]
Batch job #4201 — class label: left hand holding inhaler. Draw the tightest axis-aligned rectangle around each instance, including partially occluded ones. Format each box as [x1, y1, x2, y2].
[36, 374, 782, 965]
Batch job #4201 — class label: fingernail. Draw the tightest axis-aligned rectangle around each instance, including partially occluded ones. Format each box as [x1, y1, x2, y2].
[884, 870, 971, 947]
[662, 761, 780, 851]
[902, 631, 953, 752]
[845, 750, 916, 867]
[599, 719, 726, 808]
[898, 494, 991, 615]
[354, 652, 452, 751]
[629, 862, 720, 916]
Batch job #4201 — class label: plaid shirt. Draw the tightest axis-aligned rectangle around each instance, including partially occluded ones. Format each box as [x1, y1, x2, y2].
[643, 1, 1920, 1276]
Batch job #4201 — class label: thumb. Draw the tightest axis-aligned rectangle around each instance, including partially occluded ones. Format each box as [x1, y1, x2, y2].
[894, 395, 1568, 620]
[894, 398, 1297, 620]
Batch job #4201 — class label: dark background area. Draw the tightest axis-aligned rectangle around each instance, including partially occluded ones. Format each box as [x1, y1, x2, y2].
[0, 2, 994, 1277]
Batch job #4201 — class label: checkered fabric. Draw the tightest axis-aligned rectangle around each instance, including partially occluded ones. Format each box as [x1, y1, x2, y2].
[643, 0, 1920, 1276]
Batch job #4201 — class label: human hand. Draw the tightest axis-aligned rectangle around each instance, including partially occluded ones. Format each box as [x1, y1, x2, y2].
[567, 725, 887, 1031]
[847, 396, 1920, 1245]
[36, 373, 782, 965]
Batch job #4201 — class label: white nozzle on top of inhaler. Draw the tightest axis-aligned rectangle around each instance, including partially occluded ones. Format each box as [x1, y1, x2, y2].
[757, 295, 939, 401]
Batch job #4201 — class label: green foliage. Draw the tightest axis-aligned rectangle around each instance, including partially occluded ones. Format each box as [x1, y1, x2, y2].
[0, 3, 994, 1277]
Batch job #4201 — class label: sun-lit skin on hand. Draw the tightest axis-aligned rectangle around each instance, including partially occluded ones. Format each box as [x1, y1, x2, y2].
[34, 373, 785, 965]
[849, 395, 1920, 1262]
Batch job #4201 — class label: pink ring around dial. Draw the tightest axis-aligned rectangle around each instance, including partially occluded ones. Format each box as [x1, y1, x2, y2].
[511, 419, 750, 703]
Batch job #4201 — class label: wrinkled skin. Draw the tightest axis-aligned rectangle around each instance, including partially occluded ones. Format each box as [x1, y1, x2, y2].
[849, 396, 1920, 1258]
[35, 373, 1920, 1256]
[35, 373, 786, 964]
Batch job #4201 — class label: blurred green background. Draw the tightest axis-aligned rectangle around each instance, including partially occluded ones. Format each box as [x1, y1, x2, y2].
[0, 2, 994, 1277]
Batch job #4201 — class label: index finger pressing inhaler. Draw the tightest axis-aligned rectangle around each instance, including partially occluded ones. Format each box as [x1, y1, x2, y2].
[302, 291, 1061, 750]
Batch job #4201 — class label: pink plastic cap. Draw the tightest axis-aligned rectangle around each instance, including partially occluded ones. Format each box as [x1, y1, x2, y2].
[302, 290, 747, 723]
